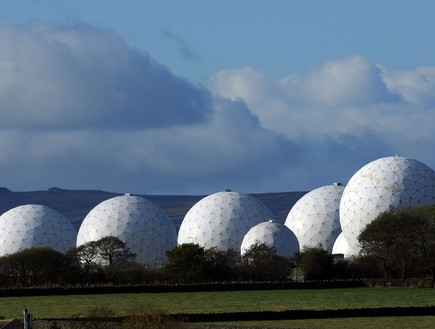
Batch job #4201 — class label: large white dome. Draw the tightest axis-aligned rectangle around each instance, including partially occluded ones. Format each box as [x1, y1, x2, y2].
[77, 194, 177, 265]
[284, 183, 344, 253]
[178, 190, 275, 252]
[0, 204, 77, 256]
[340, 155, 435, 255]
[241, 220, 299, 258]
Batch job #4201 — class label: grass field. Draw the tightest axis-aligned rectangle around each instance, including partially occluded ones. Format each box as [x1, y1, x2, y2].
[0, 287, 435, 320]
[195, 316, 435, 329]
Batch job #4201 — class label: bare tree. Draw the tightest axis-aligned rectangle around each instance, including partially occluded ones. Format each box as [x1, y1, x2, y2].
[95, 236, 136, 265]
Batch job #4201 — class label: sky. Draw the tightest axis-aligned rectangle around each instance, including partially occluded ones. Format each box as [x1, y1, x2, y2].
[1, 1, 435, 195]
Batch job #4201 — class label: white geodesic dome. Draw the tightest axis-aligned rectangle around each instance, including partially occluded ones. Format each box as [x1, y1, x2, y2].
[178, 190, 275, 253]
[0, 204, 77, 256]
[76, 194, 177, 265]
[331, 232, 353, 258]
[240, 220, 299, 258]
[284, 183, 344, 253]
[340, 155, 435, 255]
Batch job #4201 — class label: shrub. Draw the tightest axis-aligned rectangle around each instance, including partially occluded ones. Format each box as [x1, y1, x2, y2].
[122, 305, 187, 329]
[298, 246, 335, 280]
[83, 305, 117, 329]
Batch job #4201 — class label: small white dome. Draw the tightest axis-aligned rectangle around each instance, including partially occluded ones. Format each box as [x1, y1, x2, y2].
[331, 232, 354, 258]
[0, 204, 77, 256]
[77, 194, 177, 265]
[285, 183, 344, 252]
[340, 155, 435, 254]
[241, 220, 299, 258]
[178, 190, 275, 253]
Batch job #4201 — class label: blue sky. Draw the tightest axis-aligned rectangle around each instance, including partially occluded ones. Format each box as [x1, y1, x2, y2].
[6, 1, 435, 82]
[1, 1, 435, 194]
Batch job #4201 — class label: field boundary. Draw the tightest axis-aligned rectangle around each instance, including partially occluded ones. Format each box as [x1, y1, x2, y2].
[0, 280, 366, 297]
[174, 306, 435, 322]
[36, 306, 435, 323]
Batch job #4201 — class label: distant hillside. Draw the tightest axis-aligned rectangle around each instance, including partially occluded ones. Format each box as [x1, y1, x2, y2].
[0, 187, 307, 231]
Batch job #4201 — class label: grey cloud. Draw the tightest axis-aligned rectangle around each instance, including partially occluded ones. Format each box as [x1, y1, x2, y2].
[0, 21, 304, 195]
[0, 21, 212, 130]
[0, 98, 302, 194]
[1, 21, 434, 195]
[205, 56, 435, 189]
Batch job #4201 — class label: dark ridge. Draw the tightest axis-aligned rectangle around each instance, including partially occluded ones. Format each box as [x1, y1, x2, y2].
[0, 187, 12, 194]
[0, 188, 307, 231]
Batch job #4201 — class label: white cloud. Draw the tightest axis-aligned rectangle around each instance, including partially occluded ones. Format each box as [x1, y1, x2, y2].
[279, 55, 397, 106]
[206, 55, 435, 149]
[381, 66, 435, 107]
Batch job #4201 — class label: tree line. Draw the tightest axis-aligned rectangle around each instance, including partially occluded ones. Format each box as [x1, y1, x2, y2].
[0, 204, 433, 287]
[358, 205, 435, 282]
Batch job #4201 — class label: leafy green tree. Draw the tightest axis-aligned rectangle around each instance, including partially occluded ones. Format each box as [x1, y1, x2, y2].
[203, 247, 239, 281]
[405, 205, 435, 282]
[165, 243, 207, 282]
[297, 246, 335, 280]
[242, 242, 277, 264]
[104, 261, 149, 284]
[358, 211, 398, 280]
[359, 208, 435, 282]
[0, 247, 72, 286]
[241, 242, 293, 281]
[165, 244, 240, 282]
[347, 254, 383, 279]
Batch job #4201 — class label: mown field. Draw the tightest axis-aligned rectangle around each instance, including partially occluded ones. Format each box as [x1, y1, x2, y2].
[1, 288, 435, 328]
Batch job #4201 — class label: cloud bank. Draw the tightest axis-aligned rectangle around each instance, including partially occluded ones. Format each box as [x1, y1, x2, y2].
[0, 21, 434, 194]
[0, 21, 211, 130]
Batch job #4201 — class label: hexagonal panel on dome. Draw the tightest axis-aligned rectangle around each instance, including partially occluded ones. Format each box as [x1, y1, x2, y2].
[340, 155, 435, 255]
[0, 204, 77, 256]
[285, 183, 344, 253]
[241, 220, 299, 258]
[77, 194, 177, 265]
[178, 190, 275, 253]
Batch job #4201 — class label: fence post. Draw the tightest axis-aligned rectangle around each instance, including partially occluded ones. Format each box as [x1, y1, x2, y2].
[24, 309, 31, 329]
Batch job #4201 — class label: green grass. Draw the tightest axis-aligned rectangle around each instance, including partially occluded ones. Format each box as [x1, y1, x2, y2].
[0, 288, 434, 320]
[198, 316, 435, 329]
